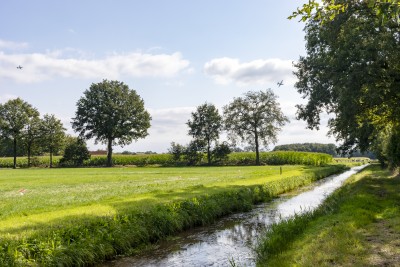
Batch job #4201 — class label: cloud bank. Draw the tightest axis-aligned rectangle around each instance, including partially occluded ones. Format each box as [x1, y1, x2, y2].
[204, 57, 295, 85]
[0, 47, 191, 83]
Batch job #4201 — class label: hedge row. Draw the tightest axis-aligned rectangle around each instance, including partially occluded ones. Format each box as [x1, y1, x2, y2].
[0, 151, 333, 168]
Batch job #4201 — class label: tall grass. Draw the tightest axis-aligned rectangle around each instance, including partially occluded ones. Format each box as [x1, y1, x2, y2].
[0, 151, 333, 168]
[256, 164, 397, 266]
[0, 164, 346, 266]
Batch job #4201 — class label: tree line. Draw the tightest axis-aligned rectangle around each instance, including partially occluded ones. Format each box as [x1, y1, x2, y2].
[0, 80, 288, 168]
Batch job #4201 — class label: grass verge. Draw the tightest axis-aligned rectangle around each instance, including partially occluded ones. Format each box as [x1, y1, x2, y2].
[0, 165, 345, 266]
[256, 164, 400, 266]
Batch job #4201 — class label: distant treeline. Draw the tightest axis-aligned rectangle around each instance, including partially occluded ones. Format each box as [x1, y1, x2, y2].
[273, 143, 376, 159]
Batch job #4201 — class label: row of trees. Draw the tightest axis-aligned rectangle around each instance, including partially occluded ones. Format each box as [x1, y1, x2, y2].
[1, 80, 289, 168]
[171, 89, 289, 166]
[291, 0, 400, 168]
[0, 98, 66, 168]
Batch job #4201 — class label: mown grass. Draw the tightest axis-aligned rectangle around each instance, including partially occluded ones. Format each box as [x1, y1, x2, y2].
[256, 164, 400, 266]
[0, 164, 346, 266]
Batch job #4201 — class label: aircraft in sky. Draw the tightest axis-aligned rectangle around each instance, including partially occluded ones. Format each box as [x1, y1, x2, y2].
[16, 65, 23, 69]
[277, 80, 283, 87]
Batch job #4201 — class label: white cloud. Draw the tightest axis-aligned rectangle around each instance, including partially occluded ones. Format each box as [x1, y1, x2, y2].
[204, 57, 295, 86]
[0, 49, 191, 83]
[0, 39, 29, 50]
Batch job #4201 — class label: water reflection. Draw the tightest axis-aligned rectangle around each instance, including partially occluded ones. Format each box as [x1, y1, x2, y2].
[100, 165, 367, 267]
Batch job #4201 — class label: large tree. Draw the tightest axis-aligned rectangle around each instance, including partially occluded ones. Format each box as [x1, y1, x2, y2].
[293, 1, 400, 164]
[0, 98, 39, 169]
[290, 0, 400, 25]
[72, 80, 151, 167]
[223, 89, 289, 165]
[40, 114, 66, 168]
[187, 103, 223, 165]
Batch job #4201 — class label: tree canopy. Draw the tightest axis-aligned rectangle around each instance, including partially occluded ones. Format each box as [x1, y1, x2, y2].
[223, 89, 289, 165]
[187, 103, 223, 165]
[290, 0, 400, 25]
[40, 114, 66, 168]
[0, 98, 39, 169]
[72, 80, 151, 167]
[293, 0, 400, 167]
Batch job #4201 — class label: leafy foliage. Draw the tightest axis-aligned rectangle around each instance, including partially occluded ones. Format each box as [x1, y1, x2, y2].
[0, 98, 39, 169]
[289, 0, 400, 25]
[187, 103, 223, 165]
[273, 143, 338, 156]
[223, 89, 289, 165]
[72, 80, 151, 167]
[293, 1, 400, 166]
[60, 138, 91, 167]
[40, 114, 66, 168]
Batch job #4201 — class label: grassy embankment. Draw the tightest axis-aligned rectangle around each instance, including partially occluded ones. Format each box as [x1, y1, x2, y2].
[256, 164, 400, 266]
[0, 162, 345, 266]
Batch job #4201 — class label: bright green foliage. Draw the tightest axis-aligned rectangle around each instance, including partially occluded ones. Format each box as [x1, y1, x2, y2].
[293, 1, 400, 166]
[290, 0, 400, 25]
[0, 98, 39, 169]
[187, 103, 223, 165]
[223, 89, 289, 165]
[0, 164, 346, 266]
[273, 143, 337, 156]
[72, 80, 151, 167]
[60, 138, 91, 167]
[40, 114, 66, 168]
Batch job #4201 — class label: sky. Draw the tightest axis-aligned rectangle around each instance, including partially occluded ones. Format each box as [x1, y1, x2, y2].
[0, 0, 337, 153]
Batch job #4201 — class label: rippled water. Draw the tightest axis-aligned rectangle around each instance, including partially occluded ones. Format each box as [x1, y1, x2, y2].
[100, 165, 367, 267]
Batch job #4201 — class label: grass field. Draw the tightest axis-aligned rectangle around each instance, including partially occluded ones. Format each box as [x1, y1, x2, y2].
[256, 164, 400, 266]
[0, 164, 346, 266]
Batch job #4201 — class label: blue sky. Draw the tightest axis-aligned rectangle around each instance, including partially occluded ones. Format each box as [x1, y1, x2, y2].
[0, 1, 336, 153]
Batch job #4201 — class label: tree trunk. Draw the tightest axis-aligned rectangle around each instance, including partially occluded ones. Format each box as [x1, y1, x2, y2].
[13, 137, 17, 169]
[50, 147, 53, 168]
[107, 138, 113, 167]
[207, 139, 211, 165]
[255, 130, 260, 165]
[27, 144, 31, 168]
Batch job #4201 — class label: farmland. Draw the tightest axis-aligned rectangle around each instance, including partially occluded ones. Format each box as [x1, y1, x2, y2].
[0, 161, 346, 266]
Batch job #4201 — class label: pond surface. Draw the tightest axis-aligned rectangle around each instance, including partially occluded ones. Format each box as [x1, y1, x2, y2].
[100, 165, 367, 267]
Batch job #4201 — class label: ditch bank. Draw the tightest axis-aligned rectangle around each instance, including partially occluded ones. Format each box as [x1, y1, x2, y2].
[1, 165, 346, 266]
[100, 165, 367, 267]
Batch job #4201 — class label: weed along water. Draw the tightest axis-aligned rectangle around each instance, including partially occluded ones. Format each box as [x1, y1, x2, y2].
[100, 165, 368, 267]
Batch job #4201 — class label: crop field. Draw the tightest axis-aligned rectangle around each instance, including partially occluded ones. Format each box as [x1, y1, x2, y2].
[0, 164, 346, 266]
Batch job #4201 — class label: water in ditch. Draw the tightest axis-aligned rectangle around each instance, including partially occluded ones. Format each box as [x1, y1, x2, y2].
[100, 165, 367, 267]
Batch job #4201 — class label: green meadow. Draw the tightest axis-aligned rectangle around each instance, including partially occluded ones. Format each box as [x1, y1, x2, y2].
[0, 164, 346, 266]
[256, 164, 400, 266]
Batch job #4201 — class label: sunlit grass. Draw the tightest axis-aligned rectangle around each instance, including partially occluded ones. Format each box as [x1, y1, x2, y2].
[0, 164, 346, 266]
[256, 164, 400, 266]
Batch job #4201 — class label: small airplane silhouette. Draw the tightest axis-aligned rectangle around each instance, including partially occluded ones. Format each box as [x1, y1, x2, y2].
[16, 65, 23, 69]
[277, 80, 284, 87]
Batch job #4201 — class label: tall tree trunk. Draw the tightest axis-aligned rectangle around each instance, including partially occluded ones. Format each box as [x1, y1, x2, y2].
[255, 130, 260, 165]
[27, 144, 31, 168]
[207, 139, 211, 165]
[50, 147, 53, 168]
[107, 138, 113, 167]
[13, 137, 17, 169]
